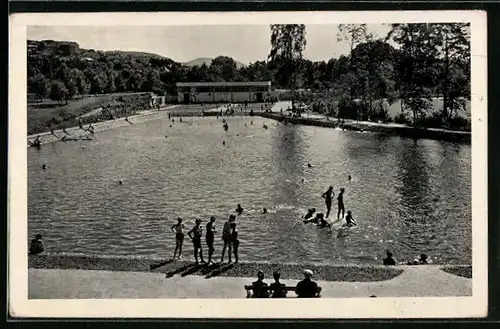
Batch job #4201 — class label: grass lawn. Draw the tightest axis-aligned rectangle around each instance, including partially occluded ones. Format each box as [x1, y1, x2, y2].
[27, 92, 147, 135]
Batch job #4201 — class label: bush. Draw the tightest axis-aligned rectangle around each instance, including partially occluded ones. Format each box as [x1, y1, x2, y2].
[415, 112, 444, 129]
[394, 112, 411, 125]
[448, 116, 471, 131]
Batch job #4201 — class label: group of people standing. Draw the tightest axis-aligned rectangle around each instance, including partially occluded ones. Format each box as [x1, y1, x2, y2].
[171, 213, 240, 265]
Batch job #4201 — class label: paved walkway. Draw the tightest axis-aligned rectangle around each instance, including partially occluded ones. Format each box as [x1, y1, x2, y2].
[29, 266, 471, 299]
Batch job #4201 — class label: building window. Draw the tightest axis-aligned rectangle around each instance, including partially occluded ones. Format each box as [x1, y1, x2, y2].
[197, 86, 212, 92]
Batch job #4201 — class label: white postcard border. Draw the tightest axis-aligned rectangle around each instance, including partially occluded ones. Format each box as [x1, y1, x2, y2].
[8, 10, 488, 318]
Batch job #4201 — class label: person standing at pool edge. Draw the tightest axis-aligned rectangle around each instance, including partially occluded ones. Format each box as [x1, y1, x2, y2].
[206, 216, 217, 264]
[171, 218, 185, 260]
[230, 222, 239, 263]
[220, 215, 235, 263]
[188, 219, 205, 264]
[337, 188, 345, 221]
[322, 186, 334, 219]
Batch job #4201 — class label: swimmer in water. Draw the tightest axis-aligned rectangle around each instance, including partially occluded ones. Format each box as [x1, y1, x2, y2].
[42, 164, 46, 170]
[321, 186, 334, 219]
[348, 175, 352, 181]
[343, 211, 357, 227]
[250, 121, 254, 125]
[172, 119, 175, 123]
[263, 208, 268, 214]
[317, 215, 332, 231]
[235, 204, 244, 216]
[118, 180, 123, 185]
[171, 218, 185, 260]
[223, 141, 226, 146]
[308, 163, 312, 168]
[337, 188, 345, 221]
[302, 208, 316, 221]
[180, 118, 183, 122]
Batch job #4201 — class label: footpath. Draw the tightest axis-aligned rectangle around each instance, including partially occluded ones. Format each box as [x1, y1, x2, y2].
[29, 265, 471, 299]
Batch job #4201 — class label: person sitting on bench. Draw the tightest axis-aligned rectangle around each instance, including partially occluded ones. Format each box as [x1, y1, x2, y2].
[252, 271, 269, 298]
[295, 269, 318, 298]
[269, 270, 287, 298]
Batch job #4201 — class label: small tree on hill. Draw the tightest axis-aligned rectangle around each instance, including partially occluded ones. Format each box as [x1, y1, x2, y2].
[49, 80, 68, 105]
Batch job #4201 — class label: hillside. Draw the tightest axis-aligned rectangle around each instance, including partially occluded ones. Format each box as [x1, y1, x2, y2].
[184, 57, 245, 69]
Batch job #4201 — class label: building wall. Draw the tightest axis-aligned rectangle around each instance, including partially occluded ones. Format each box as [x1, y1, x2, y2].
[177, 91, 273, 103]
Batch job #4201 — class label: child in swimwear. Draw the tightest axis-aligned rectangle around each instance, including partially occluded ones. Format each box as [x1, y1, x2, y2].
[171, 218, 185, 260]
[235, 204, 244, 216]
[321, 186, 334, 219]
[343, 211, 357, 227]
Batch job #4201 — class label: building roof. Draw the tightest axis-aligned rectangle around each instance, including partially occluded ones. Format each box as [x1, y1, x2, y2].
[176, 81, 271, 87]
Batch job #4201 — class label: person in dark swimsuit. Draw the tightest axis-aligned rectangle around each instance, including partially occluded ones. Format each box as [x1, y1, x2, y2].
[318, 215, 331, 231]
[343, 210, 357, 227]
[337, 188, 345, 221]
[235, 204, 244, 216]
[269, 270, 287, 298]
[188, 219, 205, 264]
[302, 208, 316, 221]
[29, 234, 44, 255]
[305, 212, 323, 225]
[220, 215, 235, 263]
[230, 222, 239, 264]
[262, 208, 268, 214]
[383, 251, 397, 265]
[321, 186, 334, 218]
[171, 218, 185, 260]
[206, 216, 216, 264]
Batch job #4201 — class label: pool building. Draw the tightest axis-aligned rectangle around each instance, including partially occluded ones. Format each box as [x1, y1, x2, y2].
[176, 81, 272, 104]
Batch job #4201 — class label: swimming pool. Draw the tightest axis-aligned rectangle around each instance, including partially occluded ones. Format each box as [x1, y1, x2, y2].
[28, 114, 471, 265]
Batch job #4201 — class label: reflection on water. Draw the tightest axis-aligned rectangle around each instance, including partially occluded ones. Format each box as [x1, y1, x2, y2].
[28, 116, 471, 265]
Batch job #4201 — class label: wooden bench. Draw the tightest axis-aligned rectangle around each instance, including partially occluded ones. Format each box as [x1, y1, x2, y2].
[244, 285, 322, 298]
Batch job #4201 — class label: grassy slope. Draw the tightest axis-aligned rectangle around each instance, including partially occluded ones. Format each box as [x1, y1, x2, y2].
[27, 92, 146, 135]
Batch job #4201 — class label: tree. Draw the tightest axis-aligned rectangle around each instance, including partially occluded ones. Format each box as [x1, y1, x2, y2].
[29, 73, 50, 101]
[210, 56, 238, 81]
[49, 80, 68, 105]
[386, 23, 440, 125]
[268, 24, 307, 99]
[69, 68, 90, 98]
[350, 40, 397, 118]
[432, 23, 470, 124]
[336, 24, 372, 102]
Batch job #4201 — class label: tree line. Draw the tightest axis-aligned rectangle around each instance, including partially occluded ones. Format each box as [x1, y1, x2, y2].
[28, 23, 470, 128]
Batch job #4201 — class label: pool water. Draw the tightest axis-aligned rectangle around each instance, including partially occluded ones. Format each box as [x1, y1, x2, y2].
[28, 114, 471, 265]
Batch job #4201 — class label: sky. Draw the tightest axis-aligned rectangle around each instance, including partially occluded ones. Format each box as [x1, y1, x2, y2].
[27, 25, 391, 64]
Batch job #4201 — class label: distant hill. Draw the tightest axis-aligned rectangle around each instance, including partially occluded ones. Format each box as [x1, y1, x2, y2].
[183, 57, 245, 69]
[103, 50, 168, 59]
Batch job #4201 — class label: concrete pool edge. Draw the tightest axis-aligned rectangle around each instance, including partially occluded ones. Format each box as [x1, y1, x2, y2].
[28, 254, 471, 282]
[258, 112, 471, 143]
